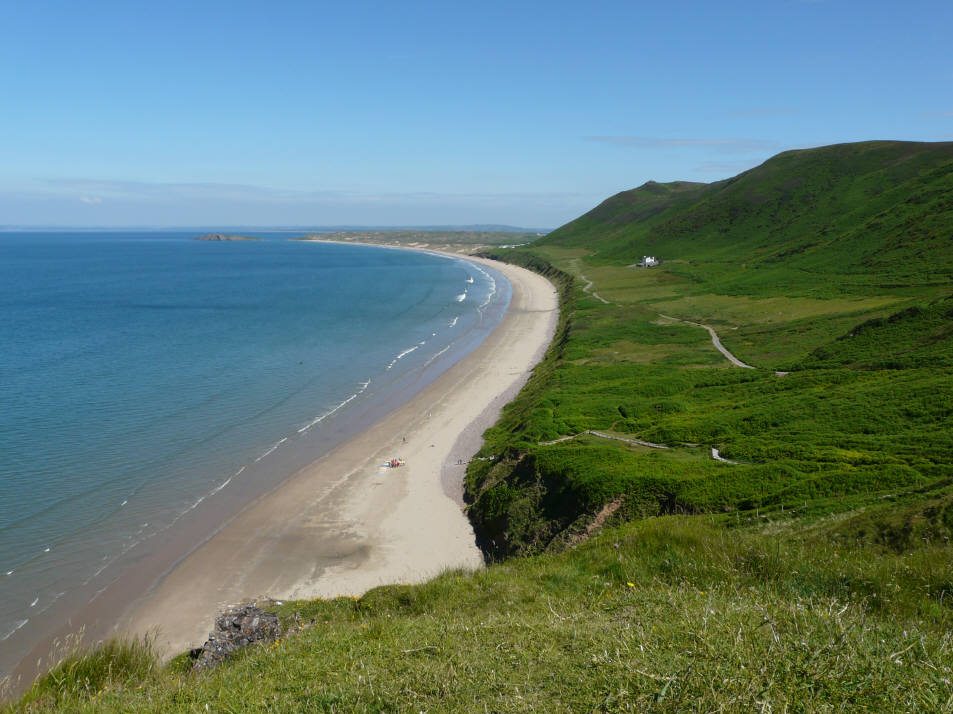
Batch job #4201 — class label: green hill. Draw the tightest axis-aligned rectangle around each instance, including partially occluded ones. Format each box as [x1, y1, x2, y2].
[548, 140, 953, 296]
[465, 141, 952, 560]
[10, 141, 953, 711]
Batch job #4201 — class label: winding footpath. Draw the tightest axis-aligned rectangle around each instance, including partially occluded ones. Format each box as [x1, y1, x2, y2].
[538, 430, 745, 465]
[580, 273, 612, 304]
[568, 259, 613, 305]
[658, 314, 756, 369]
[539, 430, 668, 449]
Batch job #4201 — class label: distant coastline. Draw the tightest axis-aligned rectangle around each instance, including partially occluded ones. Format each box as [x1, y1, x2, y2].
[296, 229, 536, 256]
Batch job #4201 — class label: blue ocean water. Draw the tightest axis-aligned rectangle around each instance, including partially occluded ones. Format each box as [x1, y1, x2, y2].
[0, 232, 507, 668]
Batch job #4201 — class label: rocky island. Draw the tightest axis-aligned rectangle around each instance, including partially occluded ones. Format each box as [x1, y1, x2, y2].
[195, 233, 259, 241]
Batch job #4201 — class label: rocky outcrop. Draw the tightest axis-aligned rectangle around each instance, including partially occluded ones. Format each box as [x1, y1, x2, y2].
[195, 233, 259, 241]
[190, 604, 281, 670]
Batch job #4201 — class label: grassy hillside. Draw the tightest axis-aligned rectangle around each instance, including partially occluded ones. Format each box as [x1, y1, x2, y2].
[8, 140, 953, 711]
[548, 140, 953, 297]
[465, 141, 953, 561]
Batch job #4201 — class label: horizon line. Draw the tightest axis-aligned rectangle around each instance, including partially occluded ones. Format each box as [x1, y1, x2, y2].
[0, 224, 551, 233]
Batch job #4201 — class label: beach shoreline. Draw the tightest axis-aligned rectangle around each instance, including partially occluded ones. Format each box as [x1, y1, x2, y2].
[115, 253, 557, 659]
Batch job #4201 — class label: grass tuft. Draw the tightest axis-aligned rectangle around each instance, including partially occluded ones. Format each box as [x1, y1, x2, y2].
[12, 636, 157, 711]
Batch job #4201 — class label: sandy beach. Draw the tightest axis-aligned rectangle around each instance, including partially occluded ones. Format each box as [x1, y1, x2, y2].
[121, 255, 557, 658]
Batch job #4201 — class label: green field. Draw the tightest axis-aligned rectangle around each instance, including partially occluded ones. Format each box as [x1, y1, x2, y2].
[9, 141, 953, 712]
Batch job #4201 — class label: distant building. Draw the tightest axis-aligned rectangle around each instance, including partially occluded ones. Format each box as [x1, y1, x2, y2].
[639, 256, 659, 267]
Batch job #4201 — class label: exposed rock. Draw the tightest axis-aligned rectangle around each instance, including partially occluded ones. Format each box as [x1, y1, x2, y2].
[190, 604, 281, 670]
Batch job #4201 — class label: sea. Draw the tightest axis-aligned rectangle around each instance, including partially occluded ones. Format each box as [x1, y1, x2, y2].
[0, 231, 509, 679]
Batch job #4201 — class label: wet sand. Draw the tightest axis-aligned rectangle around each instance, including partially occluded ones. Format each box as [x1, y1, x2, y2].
[121, 255, 557, 658]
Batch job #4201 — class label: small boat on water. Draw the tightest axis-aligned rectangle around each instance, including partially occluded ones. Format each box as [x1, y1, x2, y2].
[466, 276, 474, 284]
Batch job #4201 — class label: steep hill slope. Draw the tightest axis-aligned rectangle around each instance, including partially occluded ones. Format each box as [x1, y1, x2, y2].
[467, 140, 953, 559]
[545, 141, 953, 297]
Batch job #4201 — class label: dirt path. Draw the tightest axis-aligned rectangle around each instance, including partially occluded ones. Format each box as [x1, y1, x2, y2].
[540, 430, 668, 449]
[567, 259, 612, 305]
[587, 430, 669, 449]
[539, 430, 746, 466]
[580, 273, 611, 304]
[658, 314, 755, 369]
[710, 447, 740, 464]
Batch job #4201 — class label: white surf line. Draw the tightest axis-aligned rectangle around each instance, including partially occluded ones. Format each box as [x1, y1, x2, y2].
[255, 437, 288, 461]
[385, 345, 421, 371]
[658, 314, 755, 369]
[1, 619, 28, 641]
[472, 264, 498, 311]
[28, 591, 68, 620]
[117, 455, 262, 571]
[299, 378, 373, 433]
[423, 344, 452, 367]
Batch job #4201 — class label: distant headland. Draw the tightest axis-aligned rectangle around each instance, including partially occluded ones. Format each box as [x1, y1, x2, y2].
[295, 229, 539, 255]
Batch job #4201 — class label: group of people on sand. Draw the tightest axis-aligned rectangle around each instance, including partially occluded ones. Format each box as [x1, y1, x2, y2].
[386, 436, 408, 468]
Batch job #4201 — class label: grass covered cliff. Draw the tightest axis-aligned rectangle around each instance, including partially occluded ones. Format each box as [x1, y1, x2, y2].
[466, 140, 953, 560]
[8, 141, 953, 711]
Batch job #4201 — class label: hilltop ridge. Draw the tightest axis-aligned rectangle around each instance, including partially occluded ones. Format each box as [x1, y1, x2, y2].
[543, 140, 953, 295]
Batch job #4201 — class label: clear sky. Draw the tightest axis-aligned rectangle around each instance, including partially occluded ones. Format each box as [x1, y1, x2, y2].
[1, 0, 951, 228]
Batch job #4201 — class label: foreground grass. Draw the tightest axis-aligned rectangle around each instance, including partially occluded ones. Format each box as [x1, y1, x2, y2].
[8, 517, 953, 712]
[9, 638, 157, 712]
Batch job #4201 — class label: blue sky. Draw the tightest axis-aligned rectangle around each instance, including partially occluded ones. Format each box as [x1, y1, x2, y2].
[1, 1, 951, 228]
